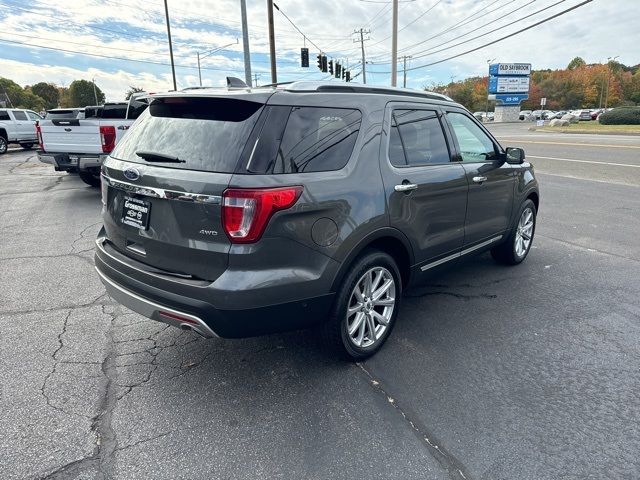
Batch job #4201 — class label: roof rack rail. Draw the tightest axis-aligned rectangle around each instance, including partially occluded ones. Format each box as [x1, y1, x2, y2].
[283, 81, 453, 102]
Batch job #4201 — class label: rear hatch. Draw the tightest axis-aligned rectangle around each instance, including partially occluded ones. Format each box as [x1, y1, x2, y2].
[40, 118, 102, 153]
[101, 94, 269, 281]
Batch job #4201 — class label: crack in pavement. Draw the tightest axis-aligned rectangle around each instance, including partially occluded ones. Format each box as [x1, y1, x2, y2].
[0, 292, 115, 317]
[356, 363, 471, 480]
[537, 233, 640, 263]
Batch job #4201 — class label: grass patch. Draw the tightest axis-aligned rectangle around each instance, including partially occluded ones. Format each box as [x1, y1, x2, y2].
[534, 122, 640, 135]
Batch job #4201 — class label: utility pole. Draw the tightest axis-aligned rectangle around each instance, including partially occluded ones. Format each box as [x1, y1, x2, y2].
[391, 0, 398, 86]
[604, 55, 619, 109]
[253, 73, 260, 87]
[92, 78, 98, 104]
[196, 40, 239, 87]
[267, 0, 277, 84]
[353, 28, 370, 84]
[485, 58, 495, 119]
[240, 0, 252, 87]
[401, 55, 412, 88]
[163, 0, 177, 90]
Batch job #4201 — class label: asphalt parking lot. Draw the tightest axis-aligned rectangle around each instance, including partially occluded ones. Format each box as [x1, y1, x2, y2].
[1, 122, 639, 479]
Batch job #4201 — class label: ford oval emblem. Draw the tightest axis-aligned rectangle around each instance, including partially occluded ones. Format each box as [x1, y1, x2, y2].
[123, 167, 140, 181]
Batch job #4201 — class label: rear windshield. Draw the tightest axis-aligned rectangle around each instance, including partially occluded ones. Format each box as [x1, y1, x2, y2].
[111, 97, 263, 173]
[46, 110, 80, 119]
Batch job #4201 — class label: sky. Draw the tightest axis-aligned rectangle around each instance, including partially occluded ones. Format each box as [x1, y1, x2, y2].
[0, 0, 638, 101]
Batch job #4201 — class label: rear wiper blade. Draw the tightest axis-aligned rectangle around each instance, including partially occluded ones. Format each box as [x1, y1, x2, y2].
[136, 151, 185, 163]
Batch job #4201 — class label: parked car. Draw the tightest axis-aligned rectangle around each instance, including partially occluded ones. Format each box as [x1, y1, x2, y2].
[37, 94, 148, 186]
[578, 109, 592, 121]
[473, 111, 485, 121]
[591, 108, 605, 120]
[542, 110, 556, 120]
[553, 111, 567, 119]
[95, 80, 540, 360]
[0, 108, 42, 154]
[519, 110, 532, 120]
[45, 108, 84, 120]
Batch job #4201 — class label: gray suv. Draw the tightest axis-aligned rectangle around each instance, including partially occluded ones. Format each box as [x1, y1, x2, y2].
[95, 81, 539, 360]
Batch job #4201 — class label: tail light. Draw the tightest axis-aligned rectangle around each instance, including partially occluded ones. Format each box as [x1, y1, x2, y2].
[36, 122, 44, 150]
[222, 186, 303, 243]
[100, 125, 116, 153]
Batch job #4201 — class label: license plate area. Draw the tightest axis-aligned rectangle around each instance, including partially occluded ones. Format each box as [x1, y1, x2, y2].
[121, 196, 151, 230]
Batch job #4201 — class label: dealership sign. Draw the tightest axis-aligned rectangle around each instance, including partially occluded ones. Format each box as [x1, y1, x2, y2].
[488, 63, 531, 106]
[489, 63, 532, 76]
[488, 76, 531, 94]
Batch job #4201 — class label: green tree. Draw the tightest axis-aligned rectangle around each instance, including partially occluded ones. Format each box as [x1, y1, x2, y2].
[567, 57, 586, 70]
[67, 79, 105, 107]
[29, 82, 59, 109]
[125, 86, 144, 100]
[0, 77, 24, 107]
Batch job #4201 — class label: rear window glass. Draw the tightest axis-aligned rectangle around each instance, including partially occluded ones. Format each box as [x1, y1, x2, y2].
[111, 97, 263, 173]
[46, 110, 80, 119]
[249, 107, 361, 174]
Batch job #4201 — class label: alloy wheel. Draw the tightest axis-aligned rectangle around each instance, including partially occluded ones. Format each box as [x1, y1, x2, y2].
[515, 207, 534, 258]
[346, 267, 396, 348]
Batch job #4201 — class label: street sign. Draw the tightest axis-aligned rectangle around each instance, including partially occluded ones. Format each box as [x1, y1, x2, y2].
[494, 93, 529, 106]
[541, 97, 547, 106]
[488, 76, 530, 94]
[489, 63, 532, 76]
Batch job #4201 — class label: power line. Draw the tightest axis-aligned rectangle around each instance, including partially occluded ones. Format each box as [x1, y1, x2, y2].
[373, 0, 552, 64]
[0, 37, 308, 75]
[372, 0, 593, 73]
[367, 0, 445, 48]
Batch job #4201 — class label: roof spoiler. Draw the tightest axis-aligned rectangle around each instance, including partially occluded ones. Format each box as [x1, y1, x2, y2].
[226, 77, 249, 88]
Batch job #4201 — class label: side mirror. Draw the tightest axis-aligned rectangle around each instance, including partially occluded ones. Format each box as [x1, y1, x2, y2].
[505, 147, 525, 164]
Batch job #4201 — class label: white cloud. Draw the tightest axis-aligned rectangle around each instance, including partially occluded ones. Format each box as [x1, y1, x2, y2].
[0, 0, 638, 96]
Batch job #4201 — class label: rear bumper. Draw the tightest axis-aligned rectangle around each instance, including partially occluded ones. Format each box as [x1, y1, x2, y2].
[94, 236, 336, 338]
[37, 151, 107, 171]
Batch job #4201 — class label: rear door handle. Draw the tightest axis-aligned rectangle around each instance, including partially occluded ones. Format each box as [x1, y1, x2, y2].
[394, 183, 418, 192]
[472, 176, 487, 183]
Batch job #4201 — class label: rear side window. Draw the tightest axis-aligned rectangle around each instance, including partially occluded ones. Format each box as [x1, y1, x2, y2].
[248, 107, 362, 174]
[0, 111, 9, 121]
[12, 110, 28, 121]
[111, 97, 264, 173]
[389, 109, 450, 167]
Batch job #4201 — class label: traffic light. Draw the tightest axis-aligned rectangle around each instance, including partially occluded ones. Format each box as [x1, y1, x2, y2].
[342, 68, 346, 80]
[321, 55, 328, 73]
[328, 60, 334, 75]
[345, 71, 351, 82]
[316, 54, 322, 71]
[301, 48, 309, 68]
[335, 62, 341, 78]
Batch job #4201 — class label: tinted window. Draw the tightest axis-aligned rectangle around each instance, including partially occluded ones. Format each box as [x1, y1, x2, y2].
[126, 98, 148, 120]
[111, 97, 264, 173]
[46, 110, 81, 119]
[0, 111, 9, 121]
[389, 109, 450, 166]
[12, 110, 28, 121]
[100, 104, 127, 119]
[447, 112, 497, 162]
[272, 107, 361, 174]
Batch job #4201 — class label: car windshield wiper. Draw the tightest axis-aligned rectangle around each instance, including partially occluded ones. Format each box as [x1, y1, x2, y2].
[136, 151, 186, 163]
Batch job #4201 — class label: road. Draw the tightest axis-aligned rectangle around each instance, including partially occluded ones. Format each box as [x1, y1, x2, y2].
[1, 124, 638, 480]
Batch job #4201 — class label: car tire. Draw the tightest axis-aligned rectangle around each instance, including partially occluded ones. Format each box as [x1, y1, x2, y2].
[491, 199, 537, 265]
[78, 170, 101, 188]
[0, 135, 7, 154]
[20, 143, 34, 150]
[321, 249, 402, 361]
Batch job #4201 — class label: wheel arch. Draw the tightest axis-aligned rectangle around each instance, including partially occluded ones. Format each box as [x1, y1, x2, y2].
[331, 228, 414, 292]
[526, 190, 539, 211]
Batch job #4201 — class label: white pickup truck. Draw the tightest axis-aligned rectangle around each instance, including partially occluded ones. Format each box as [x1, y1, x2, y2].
[37, 94, 148, 186]
[0, 108, 42, 154]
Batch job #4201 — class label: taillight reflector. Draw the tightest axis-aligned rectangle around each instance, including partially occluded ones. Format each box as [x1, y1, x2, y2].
[36, 122, 44, 150]
[222, 186, 303, 243]
[100, 125, 116, 153]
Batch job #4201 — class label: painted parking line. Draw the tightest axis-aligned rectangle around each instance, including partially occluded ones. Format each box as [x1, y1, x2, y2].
[503, 140, 640, 149]
[528, 155, 640, 168]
